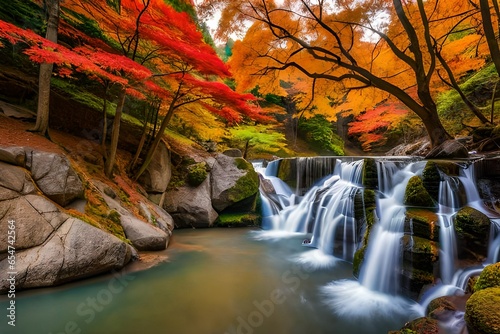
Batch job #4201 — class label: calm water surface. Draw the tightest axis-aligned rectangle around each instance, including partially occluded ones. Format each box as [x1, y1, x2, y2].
[0, 228, 416, 334]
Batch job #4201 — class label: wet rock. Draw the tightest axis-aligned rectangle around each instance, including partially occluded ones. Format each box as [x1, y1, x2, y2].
[211, 154, 259, 212]
[404, 176, 435, 207]
[405, 209, 439, 242]
[362, 158, 378, 189]
[473, 262, 500, 291]
[454, 206, 491, 259]
[465, 287, 500, 334]
[400, 317, 440, 334]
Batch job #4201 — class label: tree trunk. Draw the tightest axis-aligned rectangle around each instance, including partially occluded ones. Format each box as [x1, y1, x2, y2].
[105, 89, 126, 178]
[420, 110, 452, 147]
[101, 82, 110, 159]
[32, 0, 59, 137]
[133, 102, 176, 181]
[480, 0, 500, 75]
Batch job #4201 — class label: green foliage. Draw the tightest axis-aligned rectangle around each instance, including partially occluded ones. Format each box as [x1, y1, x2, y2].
[187, 162, 208, 186]
[437, 64, 498, 134]
[228, 124, 290, 159]
[298, 114, 344, 155]
[449, 24, 473, 42]
[51, 78, 116, 112]
[0, 0, 44, 32]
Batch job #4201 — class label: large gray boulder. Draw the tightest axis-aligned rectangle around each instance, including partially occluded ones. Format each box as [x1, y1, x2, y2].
[93, 180, 170, 251]
[27, 150, 84, 206]
[0, 146, 26, 166]
[210, 154, 259, 212]
[164, 176, 218, 228]
[0, 218, 131, 292]
[120, 215, 168, 251]
[138, 140, 171, 194]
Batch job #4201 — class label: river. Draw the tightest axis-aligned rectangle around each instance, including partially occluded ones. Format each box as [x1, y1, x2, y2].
[0, 228, 419, 334]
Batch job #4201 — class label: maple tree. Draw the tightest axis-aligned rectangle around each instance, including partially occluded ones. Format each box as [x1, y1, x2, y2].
[200, 0, 496, 150]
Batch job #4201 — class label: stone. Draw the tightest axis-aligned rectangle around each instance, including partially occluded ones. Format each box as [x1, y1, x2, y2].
[404, 176, 435, 207]
[465, 287, 500, 334]
[223, 148, 243, 157]
[0, 162, 36, 196]
[454, 206, 491, 259]
[164, 176, 218, 228]
[0, 146, 26, 166]
[137, 140, 171, 193]
[211, 154, 259, 212]
[0, 195, 67, 252]
[473, 262, 500, 292]
[400, 317, 440, 334]
[29, 151, 84, 206]
[120, 214, 168, 251]
[0, 218, 131, 292]
[425, 139, 469, 159]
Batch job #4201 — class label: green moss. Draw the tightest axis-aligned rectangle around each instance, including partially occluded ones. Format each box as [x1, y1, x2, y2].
[404, 176, 435, 207]
[401, 317, 439, 334]
[405, 208, 439, 241]
[227, 168, 260, 203]
[216, 213, 261, 227]
[353, 189, 377, 277]
[362, 158, 378, 189]
[474, 263, 500, 292]
[187, 162, 208, 186]
[465, 287, 500, 334]
[422, 161, 441, 200]
[107, 210, 121, 224]
[455, 206, 491, 236]
[277, 159, 296, 189]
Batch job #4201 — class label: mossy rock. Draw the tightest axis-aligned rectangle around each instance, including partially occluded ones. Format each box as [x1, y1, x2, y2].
[276, 158, 297, 190]
[402, 235, 439, 272]
[405, 208, 439, 241]
[426, 296, 458, 316]
[454, 206, 491, 258]
[422, 161, 441, 201]
[216, 212, 261, 227]
[352, 189, 377, 278]
[187, 162, 208, 186]
[362, 158, 378, 189]
[401, 265, 435, 299]
[404, 176, 436, 207]
[465, 287, 500, 334]
[400, 317, 440, 334]
[227, 163, 260, 205]
[474, 263, 500, 292]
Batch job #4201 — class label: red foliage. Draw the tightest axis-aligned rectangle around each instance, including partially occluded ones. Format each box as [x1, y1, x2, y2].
[348, 102, 408, 151]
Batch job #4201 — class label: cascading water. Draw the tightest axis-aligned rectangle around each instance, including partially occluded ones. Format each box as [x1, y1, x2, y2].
[437, 175, 460, 284]
[359, 160, 426, 295]
[257, 156, 500, 327]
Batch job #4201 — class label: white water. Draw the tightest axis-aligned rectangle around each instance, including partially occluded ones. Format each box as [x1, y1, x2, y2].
[257, 157, 499, 328]
[360, 161, 426, 295]
[437, 176, 460, 284]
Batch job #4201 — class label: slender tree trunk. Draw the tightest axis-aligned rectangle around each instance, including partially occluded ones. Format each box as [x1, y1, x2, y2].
[129, 101, 159, 173]
[134, 102, 176, 181]
[105, 89, 126, 178]
[101, 83, 110, 159]
[480, 0, 500, 75]
[492, 79, 499, 124]
[32, 0, 59, 137]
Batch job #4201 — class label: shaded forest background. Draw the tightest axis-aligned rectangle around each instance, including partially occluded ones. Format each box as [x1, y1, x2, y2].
[0, 0, 499, 165]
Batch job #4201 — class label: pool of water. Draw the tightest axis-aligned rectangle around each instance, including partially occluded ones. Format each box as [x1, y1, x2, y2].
[0, 228, 419, 334]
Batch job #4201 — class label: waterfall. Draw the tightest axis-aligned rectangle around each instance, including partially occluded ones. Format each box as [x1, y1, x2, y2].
[437, 176, 460, 284]
[359, 161, 425, 295]
[306, 160, 363, 261]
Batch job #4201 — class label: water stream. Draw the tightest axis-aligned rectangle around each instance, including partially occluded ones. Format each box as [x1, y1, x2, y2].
[0, 229, 414, 334]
